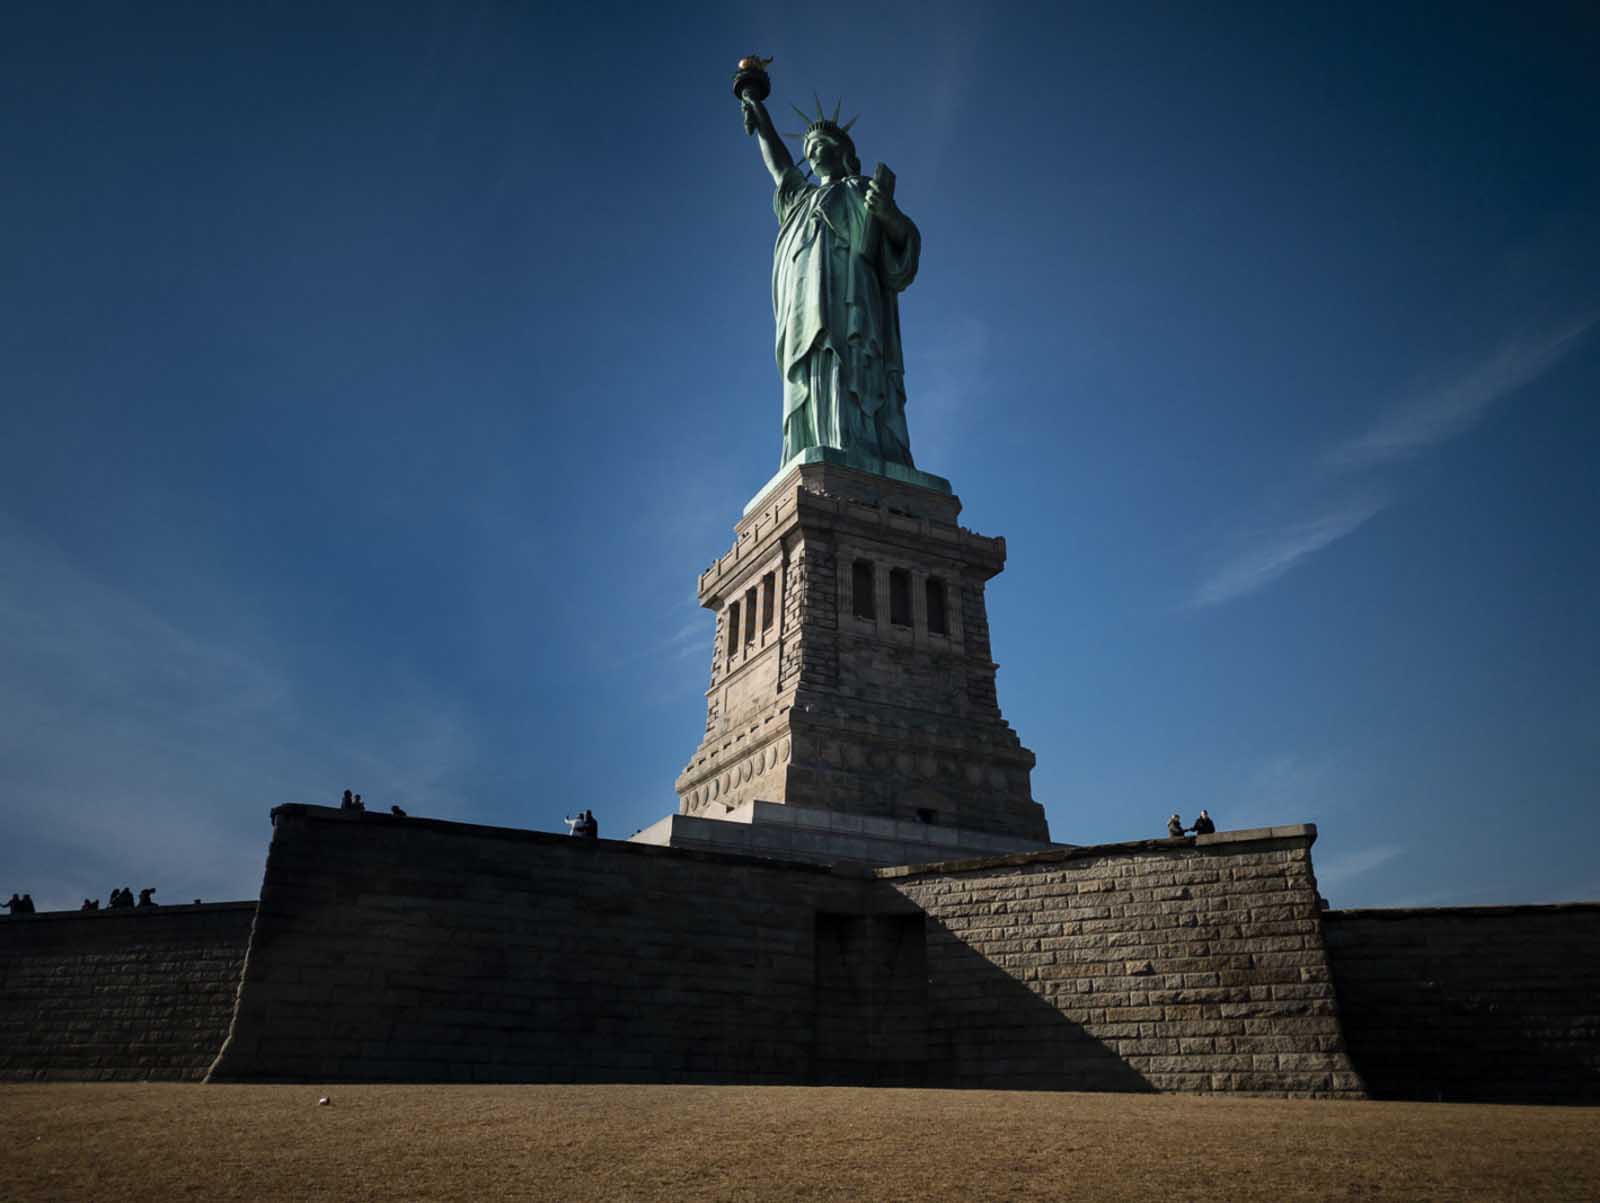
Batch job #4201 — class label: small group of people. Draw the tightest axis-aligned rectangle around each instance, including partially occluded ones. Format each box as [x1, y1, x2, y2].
[341, 788, 407, 817]
[1167, 809, 1216, 838]
[564, 809, 600, 839]
[8, 888, 165, 915]
[100, 887, 157, 909]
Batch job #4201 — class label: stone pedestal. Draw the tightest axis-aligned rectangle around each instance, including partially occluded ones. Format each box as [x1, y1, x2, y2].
[670, 460, 1049, 843]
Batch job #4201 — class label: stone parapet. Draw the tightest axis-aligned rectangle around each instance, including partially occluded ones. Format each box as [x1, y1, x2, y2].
[879, 824, 1366, 1097]
[0, 902, 256, 1081]
[207, 804, 890, 1085]
[5, 806, 1594, 1099]
[205, 808, 1366, 1096]
[874, 825, 1320, 878]
[1323, 902, 1600, 1103]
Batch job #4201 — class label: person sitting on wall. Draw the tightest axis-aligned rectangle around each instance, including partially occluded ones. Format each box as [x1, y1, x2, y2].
[19, 894, 35, 913]
[137, 888, 157, 907]
[390, 804, 407, 817]
[110, 887, 134, 909]
[1192, 810, 1215, 835]
[341, 789, 356, 809]
[353, 793, 366, 811]
[1167, 813, 1186, 838]
[81, 898, 97, 911]
[564, 812, 584, 836]
[4, 892, 21, 915]
[574, 809, 598, 839]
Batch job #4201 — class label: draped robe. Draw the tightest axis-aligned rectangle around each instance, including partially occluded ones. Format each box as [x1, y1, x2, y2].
[771, 165, 921, 467]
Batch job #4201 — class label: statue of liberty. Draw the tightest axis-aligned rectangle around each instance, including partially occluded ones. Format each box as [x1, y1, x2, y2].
[735, 60, 922, 471]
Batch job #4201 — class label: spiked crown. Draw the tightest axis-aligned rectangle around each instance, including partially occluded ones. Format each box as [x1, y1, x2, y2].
[786, 95, 862, 176]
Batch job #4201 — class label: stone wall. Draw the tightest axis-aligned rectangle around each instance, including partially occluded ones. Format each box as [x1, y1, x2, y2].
[814, 912, 929, 1085]
[880, 827, 1364, 1096]
[210, 807, 1364, 1095]
[0, 902, 256, 1081]
[9, 808, 1596, 1099]
[207, 805, 896, 1084]
[1323, 904, 1600, 1103]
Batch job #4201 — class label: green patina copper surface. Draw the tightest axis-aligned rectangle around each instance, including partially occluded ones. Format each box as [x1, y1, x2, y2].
[739, 69, 931, 490]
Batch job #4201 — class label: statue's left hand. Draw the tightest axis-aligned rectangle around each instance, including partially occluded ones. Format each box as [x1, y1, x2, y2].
[865, 180, 905, 236]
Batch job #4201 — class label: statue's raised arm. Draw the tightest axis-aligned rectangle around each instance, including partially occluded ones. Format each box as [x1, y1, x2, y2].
[742, 102, 793, 185]
[734, 57, 791, 184]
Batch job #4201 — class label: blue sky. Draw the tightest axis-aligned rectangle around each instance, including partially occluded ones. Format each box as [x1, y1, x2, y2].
[3, 2, 1596, 911]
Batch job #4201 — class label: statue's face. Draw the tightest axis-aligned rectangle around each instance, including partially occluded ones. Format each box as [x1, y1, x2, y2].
[805, 132, 847, 177]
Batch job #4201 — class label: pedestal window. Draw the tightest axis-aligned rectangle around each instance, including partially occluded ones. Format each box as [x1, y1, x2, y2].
[889, 568, 912, 627]
[926, 577, 948, 636]
[852, 559, 876, 620]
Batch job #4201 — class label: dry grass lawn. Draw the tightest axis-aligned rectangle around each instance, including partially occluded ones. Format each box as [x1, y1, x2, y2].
[1, 1082, 1596, 1201]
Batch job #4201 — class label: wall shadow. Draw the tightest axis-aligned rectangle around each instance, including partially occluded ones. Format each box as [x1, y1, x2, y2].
[1326, 909, 1600, 1105]
[814, 912, 929, 1086]
[805, 909, 1154, 1091]
[915, 914, 1155, 1093]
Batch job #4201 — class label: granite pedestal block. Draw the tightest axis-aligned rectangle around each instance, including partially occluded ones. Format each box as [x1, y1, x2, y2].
[631, 798, 1060, 867]
[672, 460, 1048, 844]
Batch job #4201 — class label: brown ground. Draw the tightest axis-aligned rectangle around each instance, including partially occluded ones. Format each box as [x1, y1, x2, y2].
[2, 1083, 1596, 1201]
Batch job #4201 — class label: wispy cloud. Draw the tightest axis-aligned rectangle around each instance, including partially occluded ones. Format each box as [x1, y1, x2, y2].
[1330, 313, 1598, 469]
[1189, 491, 1388, 607]
[588, 603, 709, 673]
[1317, 842, 1406, 888]
[1188, 311, 1595, 608]
[912, 5, 981, 189]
